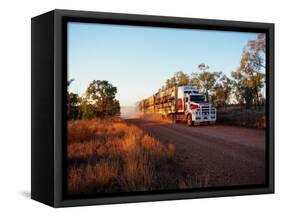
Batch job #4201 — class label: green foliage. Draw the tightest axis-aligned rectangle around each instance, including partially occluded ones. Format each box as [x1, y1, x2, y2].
[192, 64, 221, 102]
[212, 75, 233, 107]
[86, 80, 120, 118]
[67, 92, 81, 120]
[231, 33, 266, 106]
[80, 99, 96, 120]
[175, 71, 190, 86]
[165, 71, 190, 88]
[67, 80, 120, 120]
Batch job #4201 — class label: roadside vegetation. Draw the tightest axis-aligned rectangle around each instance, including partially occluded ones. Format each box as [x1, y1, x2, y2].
[162, 33, 266, 109]
[217, 105, 266, 128]
[67, 80, 121, 120]
[67, 118, 178, 194]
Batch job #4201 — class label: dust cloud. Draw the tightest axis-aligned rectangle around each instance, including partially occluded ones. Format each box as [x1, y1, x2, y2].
[120, 105, 140, 119]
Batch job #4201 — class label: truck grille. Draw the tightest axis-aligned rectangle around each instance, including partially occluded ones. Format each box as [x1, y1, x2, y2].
[201, 105, 210, 109]
[195, 105, 216, 121]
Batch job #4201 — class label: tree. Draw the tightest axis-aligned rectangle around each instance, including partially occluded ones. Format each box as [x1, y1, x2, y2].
[165, 71, 190, 88]
[231, 70, 247, 105]
[213, 75, 233, 107]
[235, 33, 266, 106]
[231, 70, 262, 108]
[67, 78, 81, 120]
[193, 64, 221, 102]
[80, 98, 96, 120]
[107, 99, 121, 116]
[247, 33, 266, 57]
[67, 92, 81, 119]
[86, 80, 120, 117]
[174, 71, 190, 86]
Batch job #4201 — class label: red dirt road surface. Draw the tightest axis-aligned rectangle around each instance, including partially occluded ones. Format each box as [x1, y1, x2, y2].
[126, 118, 266, 188]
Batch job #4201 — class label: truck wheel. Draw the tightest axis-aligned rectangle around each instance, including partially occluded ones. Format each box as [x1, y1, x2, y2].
[187, 115, 193, 126]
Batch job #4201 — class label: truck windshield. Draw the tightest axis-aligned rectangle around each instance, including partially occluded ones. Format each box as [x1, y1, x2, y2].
[190, 95, 205, 103]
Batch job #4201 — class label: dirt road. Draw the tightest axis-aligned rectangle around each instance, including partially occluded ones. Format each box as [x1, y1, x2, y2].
[126, 118, 266, 188]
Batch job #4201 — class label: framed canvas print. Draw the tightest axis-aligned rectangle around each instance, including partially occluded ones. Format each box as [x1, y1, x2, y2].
[31, 9, 274, 207]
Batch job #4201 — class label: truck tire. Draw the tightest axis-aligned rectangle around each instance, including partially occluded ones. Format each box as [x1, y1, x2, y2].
[187, 114, 193, 126]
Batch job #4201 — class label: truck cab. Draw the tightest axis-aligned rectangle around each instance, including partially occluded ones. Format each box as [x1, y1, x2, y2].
[178, 86, 216, 126]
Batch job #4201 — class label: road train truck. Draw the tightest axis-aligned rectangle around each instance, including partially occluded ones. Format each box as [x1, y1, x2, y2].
[139, 85, 216, 126]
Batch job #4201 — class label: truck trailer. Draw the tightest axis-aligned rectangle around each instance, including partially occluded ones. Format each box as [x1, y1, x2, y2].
[139, 85, 216, 126]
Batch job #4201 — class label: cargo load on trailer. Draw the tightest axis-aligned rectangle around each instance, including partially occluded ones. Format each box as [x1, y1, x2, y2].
[139, 85, 216, 126]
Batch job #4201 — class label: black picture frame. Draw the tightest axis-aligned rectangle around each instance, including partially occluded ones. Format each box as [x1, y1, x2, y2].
[31, 9, 274, 207]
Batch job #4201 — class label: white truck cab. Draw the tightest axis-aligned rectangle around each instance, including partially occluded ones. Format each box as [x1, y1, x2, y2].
[177, 86, 216, 126]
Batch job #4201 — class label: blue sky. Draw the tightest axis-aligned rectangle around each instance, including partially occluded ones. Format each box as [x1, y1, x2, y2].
[67, 22, 259, 107]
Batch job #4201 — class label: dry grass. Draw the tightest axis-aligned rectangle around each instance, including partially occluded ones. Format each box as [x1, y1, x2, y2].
[67, 118, 177, 194]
